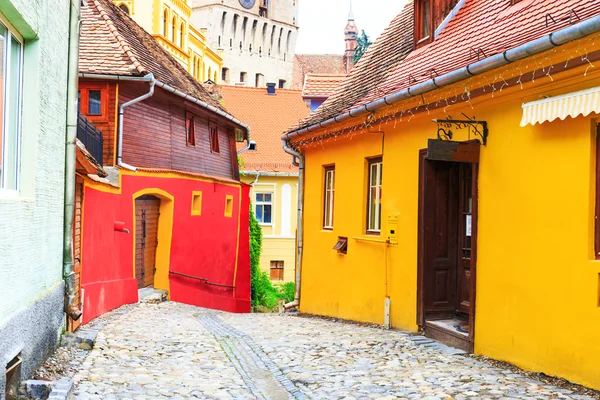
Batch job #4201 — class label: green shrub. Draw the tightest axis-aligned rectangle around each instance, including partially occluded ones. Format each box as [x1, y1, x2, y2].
[274, 282, 295, 304]
[249, 205, 296, 310]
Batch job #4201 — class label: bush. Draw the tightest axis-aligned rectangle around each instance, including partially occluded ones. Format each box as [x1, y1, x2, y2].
[249, 204, 296, 310]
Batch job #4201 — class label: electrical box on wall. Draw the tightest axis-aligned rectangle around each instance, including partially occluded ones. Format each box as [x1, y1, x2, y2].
[387, 214, 399, 245]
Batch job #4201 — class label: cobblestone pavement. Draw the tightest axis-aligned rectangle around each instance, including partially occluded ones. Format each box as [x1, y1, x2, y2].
[72, 302, 595, 400]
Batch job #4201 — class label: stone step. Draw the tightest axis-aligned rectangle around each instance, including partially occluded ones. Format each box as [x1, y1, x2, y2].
[138, 288, 169, 304]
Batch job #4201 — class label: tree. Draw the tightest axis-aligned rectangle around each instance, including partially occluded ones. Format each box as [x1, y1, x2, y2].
[353, 30, 373, 64]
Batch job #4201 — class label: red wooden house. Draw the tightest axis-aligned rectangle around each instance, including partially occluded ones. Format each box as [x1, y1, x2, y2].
[73, 0, 251, 326]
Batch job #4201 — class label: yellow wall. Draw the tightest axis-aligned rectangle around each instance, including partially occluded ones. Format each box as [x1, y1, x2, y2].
[297, 44, 600, 389]
[114, 0, 223, 83]
[242, 174, 298, 283]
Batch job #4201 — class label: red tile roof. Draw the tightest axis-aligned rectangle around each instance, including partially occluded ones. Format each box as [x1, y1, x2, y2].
[80, 0, 223, 110]
[302, 74, 347, 98]
[291, 0, 600, 132]
[220, 86, 310, 173]
[292, 54, 347, 89]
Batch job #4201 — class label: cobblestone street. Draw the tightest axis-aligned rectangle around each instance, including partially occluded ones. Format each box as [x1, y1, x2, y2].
[72, 302, 594, 400]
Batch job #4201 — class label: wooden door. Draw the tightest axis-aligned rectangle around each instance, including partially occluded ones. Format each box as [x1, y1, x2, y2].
[135, 196, 160, 288]
[422, 160, 459, 320]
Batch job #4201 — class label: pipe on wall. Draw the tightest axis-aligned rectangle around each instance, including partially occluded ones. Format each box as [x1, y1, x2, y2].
[117, 73, 156, 171]
[63, 0, 82, 321]
[282, 14, 600, 141]
[282, 140, 304, 310]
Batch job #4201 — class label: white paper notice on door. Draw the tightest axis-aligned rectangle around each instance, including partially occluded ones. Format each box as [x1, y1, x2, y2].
[466, 215, 472, 237]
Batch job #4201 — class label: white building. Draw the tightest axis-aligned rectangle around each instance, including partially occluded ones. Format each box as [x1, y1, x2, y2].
[191, 0, 298, 88]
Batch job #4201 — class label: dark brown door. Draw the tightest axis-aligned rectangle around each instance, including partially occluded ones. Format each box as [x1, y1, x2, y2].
[135, 196, 160, 288]
[422, 160, 459, 320]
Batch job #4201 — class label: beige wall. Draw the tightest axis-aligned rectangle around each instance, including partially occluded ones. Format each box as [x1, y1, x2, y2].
[243, 174, 298, 282]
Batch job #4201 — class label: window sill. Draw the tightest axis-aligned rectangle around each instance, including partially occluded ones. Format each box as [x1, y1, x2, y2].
[0, 190, 33, 202]
[366, 230, 381, 236]
[259, 223, 274, 227]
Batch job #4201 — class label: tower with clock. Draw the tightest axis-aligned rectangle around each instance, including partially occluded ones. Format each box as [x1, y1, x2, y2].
[191, 0, 299, 88]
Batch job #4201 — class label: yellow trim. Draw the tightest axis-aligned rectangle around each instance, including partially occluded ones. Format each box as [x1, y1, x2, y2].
[224, 194, 234, 217]
[131, 188, 175, 296]
[191, 191, 202, 216]
[232, 188, 243, 296]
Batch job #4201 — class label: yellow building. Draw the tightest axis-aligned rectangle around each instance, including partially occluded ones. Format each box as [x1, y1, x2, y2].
[283, 0, 600, 391]
[220, 85, 309, 283]
[113, 0, 222, 83]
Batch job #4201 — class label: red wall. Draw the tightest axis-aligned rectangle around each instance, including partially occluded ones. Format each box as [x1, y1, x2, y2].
[80, 173, 251, 324]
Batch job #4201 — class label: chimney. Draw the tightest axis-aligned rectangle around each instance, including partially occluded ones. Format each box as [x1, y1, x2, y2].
[266, 82, 276, 95]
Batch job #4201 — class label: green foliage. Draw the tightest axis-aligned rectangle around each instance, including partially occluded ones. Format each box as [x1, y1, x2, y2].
[237, 155, 246, 172]
[249, 205, 296, 310]
[352, 30, 373, 64]
[274, 282, 295, 304]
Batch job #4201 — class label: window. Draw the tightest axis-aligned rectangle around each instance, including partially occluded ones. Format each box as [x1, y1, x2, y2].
[270, 261, 284, 281]
[180, 23, 185, 47]
[420, 1, 431, 40]
[191, 191, 202, 216]
[323, 166, 335, 229]
[119, 4, 130, 14]
[225, 195, 233, 217]
[163, 9, 168, 36]
[78, 86, 106, 118]
[367, 157, 383, 233]
[209, 122, 220, 153]
[0, 20, 23, 191]
[255, 73, 264, 87]
[278, 79, 286, 89]
[255, 192, 272, 224]
[240, 71, 247, 83]
[185, 112, 195, 146]
[171, 16, 176, 41]
[222, 67, 230, 82]
[88, 90, 102, 115]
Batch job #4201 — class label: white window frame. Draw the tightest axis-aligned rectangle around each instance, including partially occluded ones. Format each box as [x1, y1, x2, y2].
[367, 158, 383, 233]
[255, 190, 274, 226]
[323, 166, 335, 229]
[0, 14, 24, 194]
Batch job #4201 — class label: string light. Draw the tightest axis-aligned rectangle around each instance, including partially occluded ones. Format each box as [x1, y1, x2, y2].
[289, 35, 600, 151]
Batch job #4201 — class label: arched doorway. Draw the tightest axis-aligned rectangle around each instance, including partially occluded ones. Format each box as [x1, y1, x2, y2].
[134, 195, 161, 288]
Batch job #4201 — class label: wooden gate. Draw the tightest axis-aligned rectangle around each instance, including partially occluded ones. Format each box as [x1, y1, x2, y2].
[135, 196, 160, 288]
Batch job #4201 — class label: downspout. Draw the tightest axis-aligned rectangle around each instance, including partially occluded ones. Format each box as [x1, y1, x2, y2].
[282, 140, 304, 310]
[63, 0, 82, 321]
[117, 73, 156, 171]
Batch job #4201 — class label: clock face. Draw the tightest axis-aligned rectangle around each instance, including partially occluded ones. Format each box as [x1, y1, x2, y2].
[239, 0, 256, 9]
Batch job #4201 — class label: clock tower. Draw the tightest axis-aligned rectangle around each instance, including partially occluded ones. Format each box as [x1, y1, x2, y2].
[190, 0, 299, 88]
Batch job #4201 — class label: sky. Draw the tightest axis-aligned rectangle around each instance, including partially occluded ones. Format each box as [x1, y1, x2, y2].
[295, 0, 409, 55]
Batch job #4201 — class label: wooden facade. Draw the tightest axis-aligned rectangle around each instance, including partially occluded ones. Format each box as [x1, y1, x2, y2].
[78, 80, 240, 180]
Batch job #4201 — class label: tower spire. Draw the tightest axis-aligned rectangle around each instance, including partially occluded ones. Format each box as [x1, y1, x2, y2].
[348, 0, 354, 21]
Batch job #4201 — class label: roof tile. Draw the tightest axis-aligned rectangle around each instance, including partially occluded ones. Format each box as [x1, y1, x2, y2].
[220, 86, 310, 173]
[80, 0, 223, 110]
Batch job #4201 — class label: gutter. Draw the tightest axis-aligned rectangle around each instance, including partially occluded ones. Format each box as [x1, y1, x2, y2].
[78, 73, 252, 168]
[283, 14, 600, 141]
[282, 140, 304, 310]
[63, 0, 82, 321]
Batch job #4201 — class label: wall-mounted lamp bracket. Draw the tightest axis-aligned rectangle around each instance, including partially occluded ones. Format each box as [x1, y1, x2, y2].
[432, 113, 488, 145]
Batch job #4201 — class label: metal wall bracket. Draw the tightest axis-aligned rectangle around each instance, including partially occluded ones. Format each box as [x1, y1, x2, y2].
[432, 113, 489, 145]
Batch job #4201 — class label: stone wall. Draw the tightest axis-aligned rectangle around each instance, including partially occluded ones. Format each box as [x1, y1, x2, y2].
[191, 0, 298, 87]
[0, 0, 70, 396]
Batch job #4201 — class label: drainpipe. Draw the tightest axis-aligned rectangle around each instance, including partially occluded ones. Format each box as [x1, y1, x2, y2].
[63, 0, 82, 321]
[282, 140, 304, 310]
[117, 74, 156, 171]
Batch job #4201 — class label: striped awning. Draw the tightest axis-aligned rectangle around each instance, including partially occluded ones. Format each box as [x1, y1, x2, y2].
[520, 86, 600, 127]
